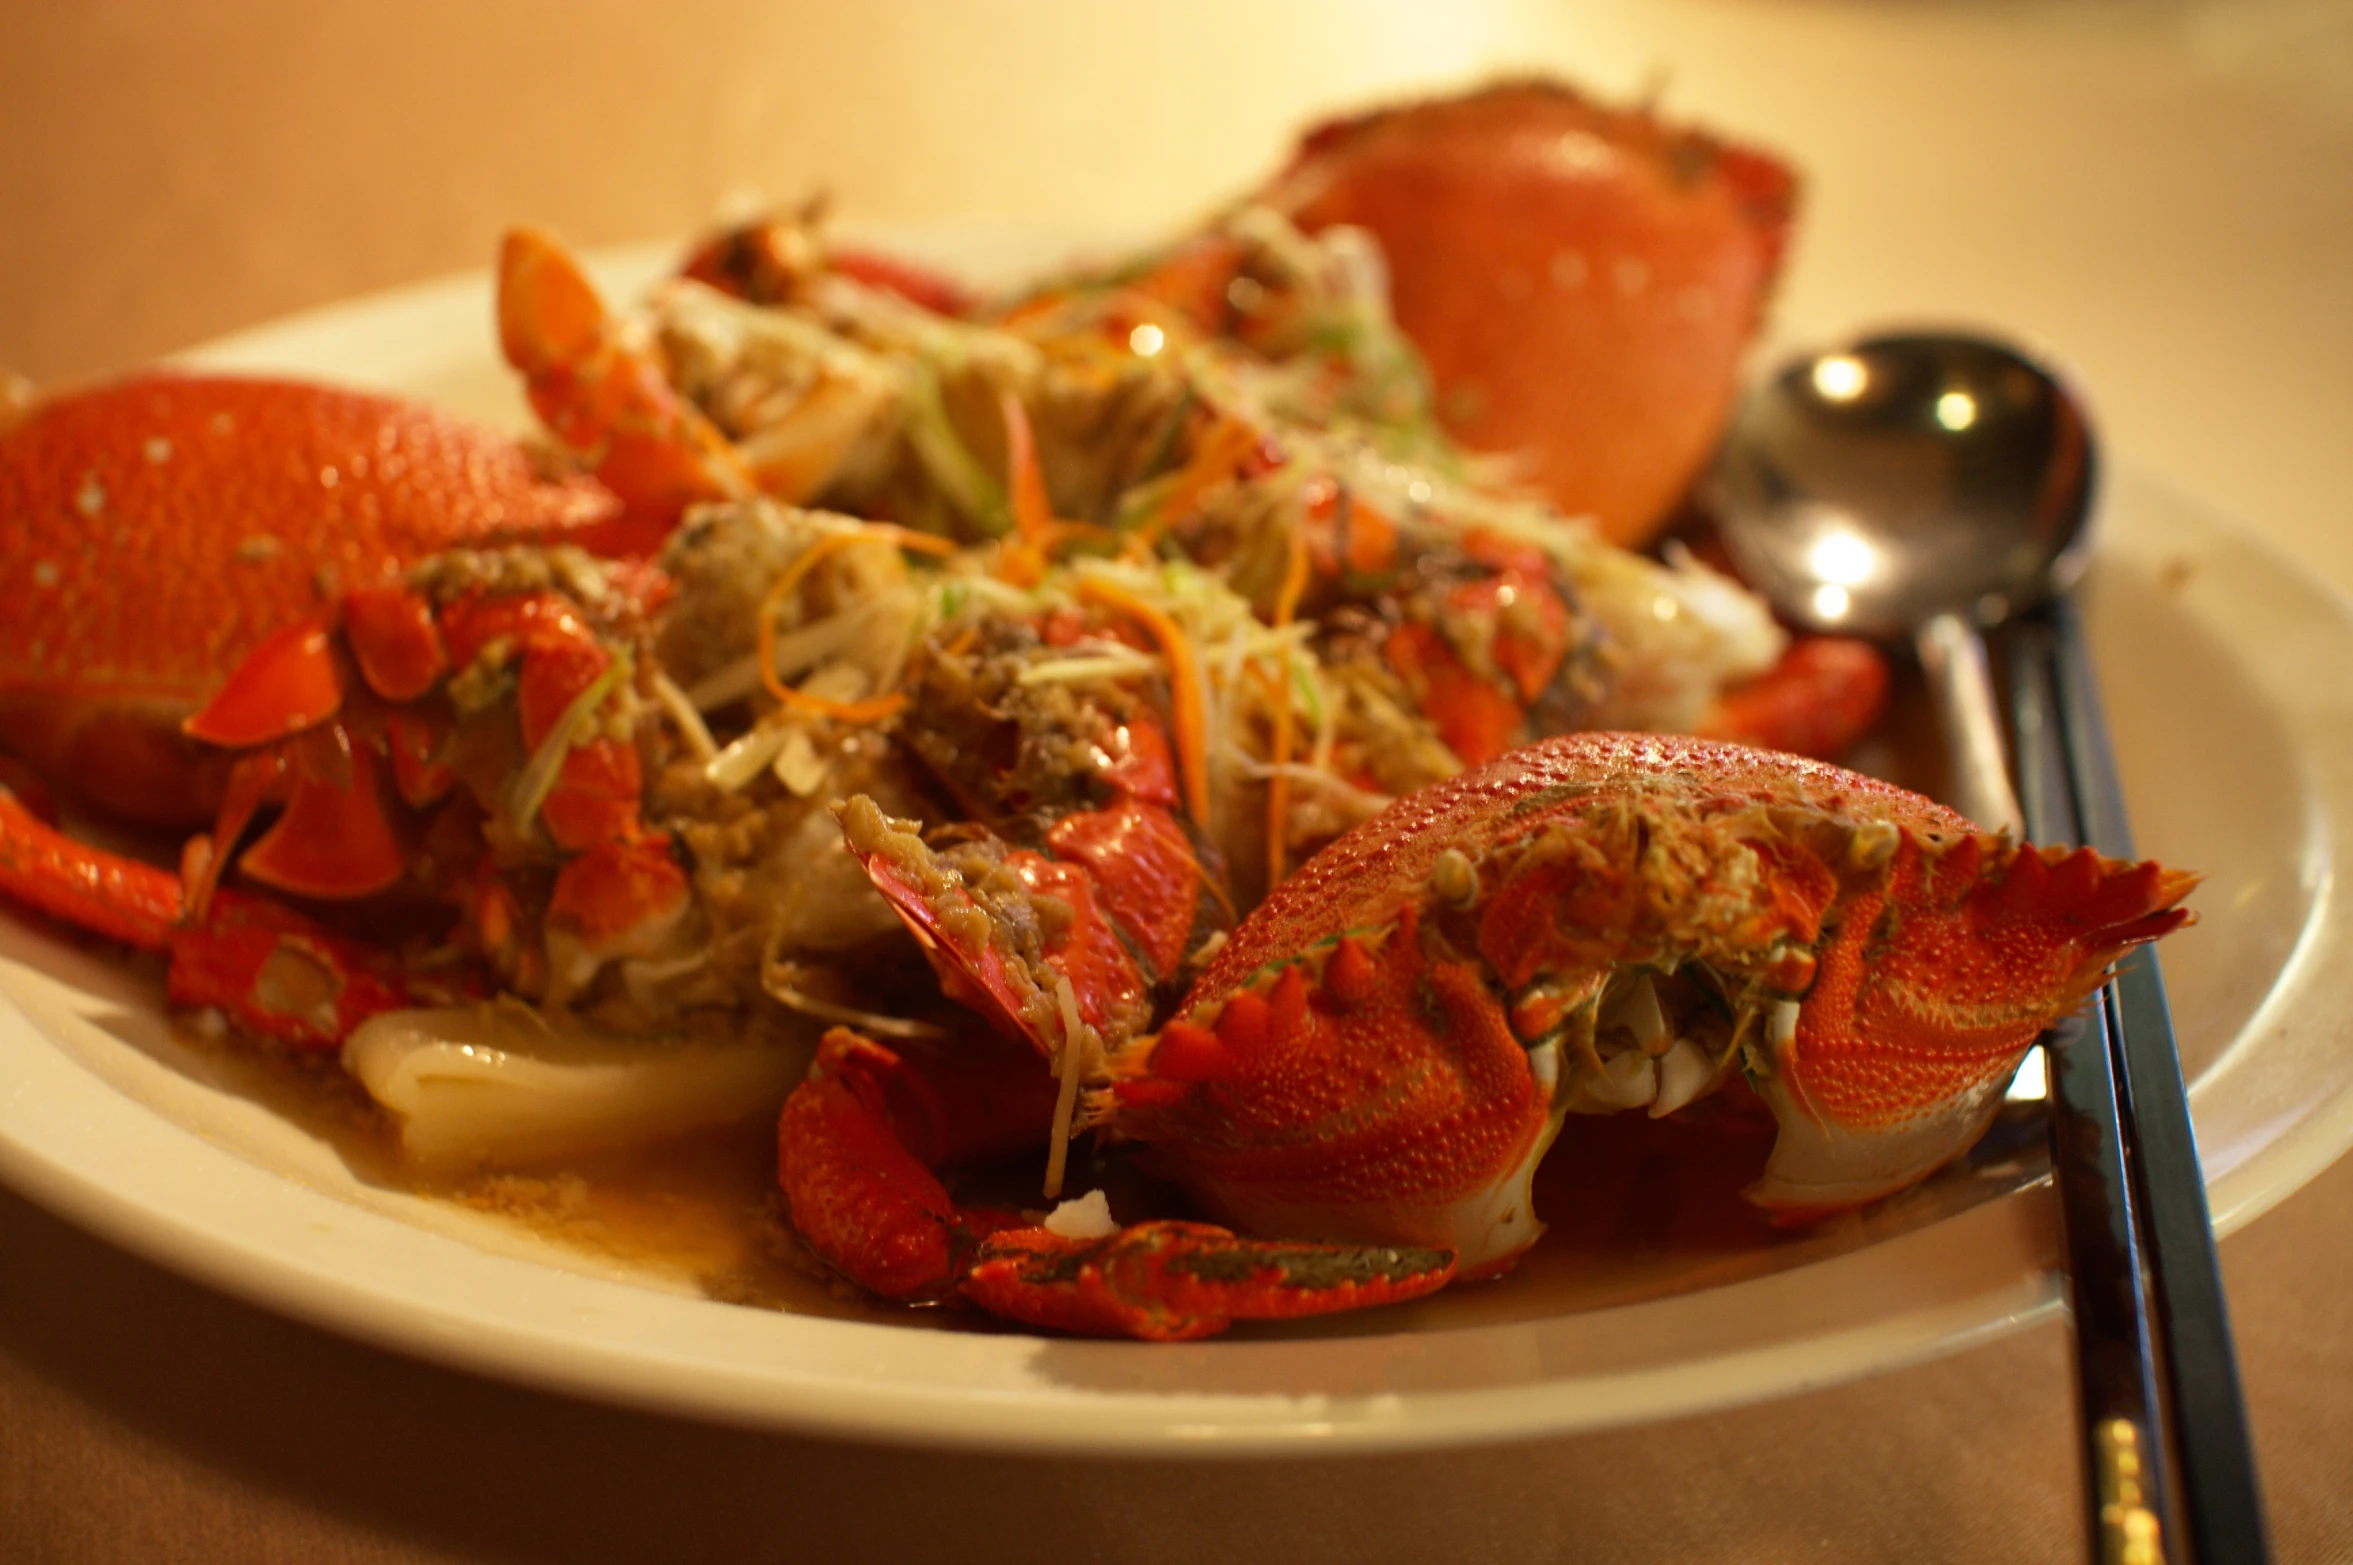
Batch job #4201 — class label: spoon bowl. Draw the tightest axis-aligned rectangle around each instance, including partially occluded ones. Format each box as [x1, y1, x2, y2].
[1711, 333, 2097, 636]
[1708, 331, 2100, 834]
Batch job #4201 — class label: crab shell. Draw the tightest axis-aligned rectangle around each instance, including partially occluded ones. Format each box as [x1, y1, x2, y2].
[1105, 733, 2195, 1278]
[1260, 80, 1796, 548]
[0, 375, 638, 825]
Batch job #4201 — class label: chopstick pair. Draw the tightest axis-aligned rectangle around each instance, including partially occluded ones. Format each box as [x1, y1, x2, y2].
[2004, 598, 2272, 1565]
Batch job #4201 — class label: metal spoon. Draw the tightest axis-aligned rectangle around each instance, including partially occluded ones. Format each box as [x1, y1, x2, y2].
[1706, 330, 2096, 834]
[1711, 333, 2274, 1563]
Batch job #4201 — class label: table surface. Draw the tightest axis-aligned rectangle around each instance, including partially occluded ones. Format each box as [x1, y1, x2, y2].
[4, 3, 2351, 1560]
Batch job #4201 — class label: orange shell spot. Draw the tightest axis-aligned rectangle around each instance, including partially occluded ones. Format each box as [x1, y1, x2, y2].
[1214, 991, 1270, 1056]
[1321, 936, 1379, 1011]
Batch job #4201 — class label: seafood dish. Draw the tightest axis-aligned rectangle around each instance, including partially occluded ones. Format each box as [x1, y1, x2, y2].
[0, 80, 2192, 1339]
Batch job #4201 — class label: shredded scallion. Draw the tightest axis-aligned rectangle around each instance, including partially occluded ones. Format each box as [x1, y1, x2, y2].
[506, 651, 629, 838]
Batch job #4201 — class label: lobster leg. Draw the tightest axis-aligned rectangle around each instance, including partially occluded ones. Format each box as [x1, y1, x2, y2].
[777, 1028, 1456, 1340]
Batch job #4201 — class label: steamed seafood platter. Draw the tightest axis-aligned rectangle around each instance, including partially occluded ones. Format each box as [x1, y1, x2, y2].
[0, 80, 2192, 1338]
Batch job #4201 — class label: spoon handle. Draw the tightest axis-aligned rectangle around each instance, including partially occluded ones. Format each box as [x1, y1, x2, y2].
[1915, 611, 2025, 836]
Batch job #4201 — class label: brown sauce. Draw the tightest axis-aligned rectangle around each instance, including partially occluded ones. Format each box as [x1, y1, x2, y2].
[165, 990, 2034, 1343]
[161, 1008, 920, 1329]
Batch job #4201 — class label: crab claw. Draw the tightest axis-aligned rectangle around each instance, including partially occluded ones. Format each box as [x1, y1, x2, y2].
[778, 1027, 1062, 1300]
[1111, 732, 2195, 1278]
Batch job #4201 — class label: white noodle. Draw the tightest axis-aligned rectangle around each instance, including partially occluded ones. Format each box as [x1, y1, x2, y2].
[705, 720, 793, 792]
[760, 968, 945, 1040]
[343, 1006, 814, 1170]
[1015, 650, 1161, 686]
[649, 672, 719, 761]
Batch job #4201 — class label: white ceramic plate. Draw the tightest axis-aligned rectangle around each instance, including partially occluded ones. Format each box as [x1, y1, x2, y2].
[2, 232, 2349, 1455]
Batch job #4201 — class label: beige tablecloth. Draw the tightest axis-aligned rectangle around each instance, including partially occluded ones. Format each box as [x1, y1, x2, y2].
[4, 4, 2350, 1560]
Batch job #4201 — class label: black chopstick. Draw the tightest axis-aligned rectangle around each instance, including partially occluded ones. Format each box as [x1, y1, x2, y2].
[2008, 613, 2177, 1563]
[2040, 595, 2273, 1564]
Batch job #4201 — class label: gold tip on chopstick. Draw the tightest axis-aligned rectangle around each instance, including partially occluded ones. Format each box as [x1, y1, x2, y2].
[2096, 1417, 2164, 1565]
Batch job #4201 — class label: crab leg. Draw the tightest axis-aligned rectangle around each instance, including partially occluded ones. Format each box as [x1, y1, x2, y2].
[679, 212, 979, 317]
[777, 1027, 1055, 1300]
[1697, 636, 1890, 759]
[778, 1027, 1455, 1340]
[0, 787, 439, 1048]
[961, 1221, 1456, 1343]
[497, 227, 757, 517]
